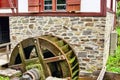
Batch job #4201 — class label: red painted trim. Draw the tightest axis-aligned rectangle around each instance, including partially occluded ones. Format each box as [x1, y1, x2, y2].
[52, 0, 56, 11]
[111, 0, 113, 11]
[38, 0, 40, 12]
[100, 0, 106, 16]
[0, 12, 106, 17]
[107, 0, 116, 13]
[114, 0, 117, 29]
[16, 0, 18, 13]
[0, 0, 107, 17]
[41, 0, 44, 11]
[107, 8, 115, 14]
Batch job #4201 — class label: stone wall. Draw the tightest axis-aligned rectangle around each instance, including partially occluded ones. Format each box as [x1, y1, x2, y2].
[9, 13, 113, 73]
[103, 12, 115, 65]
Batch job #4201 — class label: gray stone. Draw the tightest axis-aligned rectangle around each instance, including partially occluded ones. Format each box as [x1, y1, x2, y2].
[19, 27, 23, 29]
[80, 66, 86, 70]
[85, 22, 94, 26]
[78, 21, 84, 24]
[30, 20, 36, 23]
[85, 47, 93, 50]
[71, 37, 78, 40]
[38, 26, 42, 30]
[26, 31, 32, 35]
[81, 63, 87, 66]
[95, 24, 105, 27]
[71, 26, 78, 31]
[61, 33, 67, 36]
[13, 27, 18, 29]
[67, 33, 73, 36]
[70, 17, 79, 21]
[82, 18, 93, 22]
[88, 55, 94, 58]
[48, 18, 54, 24]
[30, 17, 35, 20]
[12, 20, 17, 23]
[29, 24, 34, 29]
[64, 37, 70, 39]
[72, 21, 78, 25]
[109, 31, 117, 54]
[22, 19, 29, 23]
[82, 30, 92, 35]
[78, 51, 87, 57]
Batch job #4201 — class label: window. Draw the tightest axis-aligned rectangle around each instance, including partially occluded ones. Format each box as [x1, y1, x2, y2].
[44, 0, 66, 11]
[44, 0, 52, 11]
[57, 0, 66, 11]
[28, 0, 80, 12]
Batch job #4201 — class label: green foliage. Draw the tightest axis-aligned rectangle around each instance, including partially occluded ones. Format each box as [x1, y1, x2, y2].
[117, 2, 120, 17]
[106, 28, 120, 73]
[107, 46, 120, 73]
[0, 76, 9, 80]
[116, 27, 120, 35]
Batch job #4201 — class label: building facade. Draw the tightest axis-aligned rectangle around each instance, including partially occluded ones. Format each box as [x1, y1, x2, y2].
[0, 0, 117, 73]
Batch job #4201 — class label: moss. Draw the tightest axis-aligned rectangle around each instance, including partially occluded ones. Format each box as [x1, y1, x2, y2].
[0, 76, 9, 80]
[26, 64, 45, 80]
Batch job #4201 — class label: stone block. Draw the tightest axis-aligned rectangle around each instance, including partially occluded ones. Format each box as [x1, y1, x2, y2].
[81, 18, 93, 22]
[29, 24, 34, 29]
[85, 47, 93, 50]
[109, 31, 117, 54]
[82, 58, 90, 62]
[78, 51, 87, 57]
[83, 30, 92, 35]
[85, 23, 94, 26]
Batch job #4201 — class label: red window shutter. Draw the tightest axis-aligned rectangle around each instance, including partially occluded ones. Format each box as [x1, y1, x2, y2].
[66, 0, 80, 12]
[0, 0, 10, 8]
[28, 0, 41, 12]
[0, 0, 16, 8]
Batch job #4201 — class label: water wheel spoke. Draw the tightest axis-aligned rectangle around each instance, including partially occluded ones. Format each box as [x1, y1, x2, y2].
[18, 43, 26, 72]
[44, 55, 65, 63]
[34, 38, 49, 77]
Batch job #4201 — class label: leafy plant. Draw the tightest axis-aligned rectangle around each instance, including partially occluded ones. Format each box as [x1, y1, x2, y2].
[106, 27, 120, 73]
[106, 47, 120, 73]
[116, 27, 120, 35]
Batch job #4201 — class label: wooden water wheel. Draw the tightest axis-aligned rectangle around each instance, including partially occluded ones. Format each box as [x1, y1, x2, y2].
[9, 35, 79, 80]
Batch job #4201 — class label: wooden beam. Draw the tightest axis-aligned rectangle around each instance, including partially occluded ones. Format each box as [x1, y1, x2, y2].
[44, 55, 65, 63]
[0, 12, 106, 17]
